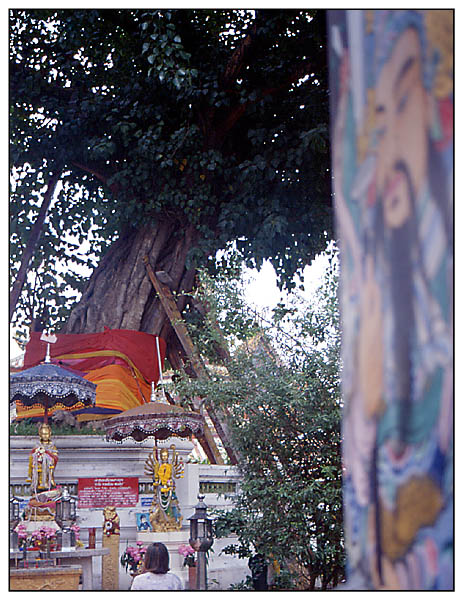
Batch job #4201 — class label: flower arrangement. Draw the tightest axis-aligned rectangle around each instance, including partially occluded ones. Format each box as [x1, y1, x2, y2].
[70, 524, 84, 548]
[121, 541, 147, 575]
[39, 525, 57, 541]
[17, 523, 29, 548]
[178, 543, 196, 567]
[16, 524, 57, 550]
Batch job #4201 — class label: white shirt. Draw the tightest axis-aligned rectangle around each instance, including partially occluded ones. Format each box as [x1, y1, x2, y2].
[131, 571, 184, 590]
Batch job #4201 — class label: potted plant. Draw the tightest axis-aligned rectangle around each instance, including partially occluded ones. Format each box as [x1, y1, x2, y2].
[37, 525, 57, 556]
[29, 529, 44, 551]
[70, 523, 84, 548]
[120, 542, 147, 576]
[178, 544, 197, 589]
[16, 523, 29, 560]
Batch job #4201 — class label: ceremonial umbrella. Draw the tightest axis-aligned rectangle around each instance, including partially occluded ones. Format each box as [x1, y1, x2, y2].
[104, 336, 205, 444]
[103, 390, 205, 443]
[10, 362, 97, 423]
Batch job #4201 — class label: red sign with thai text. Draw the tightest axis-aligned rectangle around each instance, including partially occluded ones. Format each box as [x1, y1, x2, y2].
[77, 477, 139, 508]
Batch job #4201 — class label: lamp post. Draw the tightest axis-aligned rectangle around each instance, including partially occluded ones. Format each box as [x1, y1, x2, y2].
[10, 495, 20, 550]
[55, 487, 77, 549]
[188, 494, 214, 590]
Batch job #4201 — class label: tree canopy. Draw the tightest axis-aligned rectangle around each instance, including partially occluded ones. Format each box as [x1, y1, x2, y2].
[10, 9, 331, 341]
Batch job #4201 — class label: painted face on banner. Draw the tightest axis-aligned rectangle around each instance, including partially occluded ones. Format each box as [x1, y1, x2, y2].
[375, 28, 431, 228]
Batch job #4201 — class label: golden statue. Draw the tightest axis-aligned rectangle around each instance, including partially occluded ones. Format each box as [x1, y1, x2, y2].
[103, 506, 121, 537]
[144, 445, 184, 532]
[25, 423, 61, 521]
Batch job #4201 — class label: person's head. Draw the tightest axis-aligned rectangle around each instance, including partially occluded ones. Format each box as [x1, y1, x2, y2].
[360, 11, 452, 246]
[143, 542, 170, 574]
[39, 423, 52, 443]
[374, 26, 431, 230]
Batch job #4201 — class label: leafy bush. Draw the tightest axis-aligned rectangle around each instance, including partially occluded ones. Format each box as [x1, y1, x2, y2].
[10, 417, 104, 436]
[174, 246, 345, 590]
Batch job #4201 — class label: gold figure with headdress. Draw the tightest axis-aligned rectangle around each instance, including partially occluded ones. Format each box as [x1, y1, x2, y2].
[24, 423, 62, 521]
[144, 445, 184, 532]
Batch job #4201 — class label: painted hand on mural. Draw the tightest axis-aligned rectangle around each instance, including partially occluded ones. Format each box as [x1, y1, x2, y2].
[358, 256, 384, 418]
[332, 52, 362, 290]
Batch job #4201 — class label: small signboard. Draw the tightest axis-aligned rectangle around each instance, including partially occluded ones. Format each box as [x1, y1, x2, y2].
[140, 496, 154, 508]
[77, 477, 139, 508]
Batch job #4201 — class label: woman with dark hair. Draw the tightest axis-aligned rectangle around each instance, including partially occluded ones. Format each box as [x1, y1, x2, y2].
[131, 542, 183, 590]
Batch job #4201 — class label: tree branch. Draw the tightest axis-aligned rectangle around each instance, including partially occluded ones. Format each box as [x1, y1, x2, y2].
[70, 160, 109, 185]
[10, 171, 61, 321]
[220, 20, 258, 89]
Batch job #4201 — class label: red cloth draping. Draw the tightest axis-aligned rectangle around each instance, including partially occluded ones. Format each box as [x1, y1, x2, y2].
[24, 328, 166, 383]
[16, 328, 166, 420]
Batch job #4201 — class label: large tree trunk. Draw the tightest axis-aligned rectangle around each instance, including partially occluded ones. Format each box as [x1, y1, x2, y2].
[62, 220, 198, 341]
[61, 219, 238, 465]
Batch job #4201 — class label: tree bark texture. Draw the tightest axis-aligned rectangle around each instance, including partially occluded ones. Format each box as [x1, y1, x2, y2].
[62, 220, 198, 343]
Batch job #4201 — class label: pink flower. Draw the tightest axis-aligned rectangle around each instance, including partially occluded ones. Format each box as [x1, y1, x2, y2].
[178, 544, 195, 557]
[39, 526, 56, 539]
[17, 524, 28, 539]
[32, 529, 43, 541]
[70, 524, 80, 539]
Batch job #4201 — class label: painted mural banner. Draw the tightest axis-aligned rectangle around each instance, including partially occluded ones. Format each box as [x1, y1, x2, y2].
[328, 10, 453, 590]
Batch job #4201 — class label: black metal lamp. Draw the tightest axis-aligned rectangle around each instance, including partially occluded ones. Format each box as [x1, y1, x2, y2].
[56, 487, 78, 549]
[56, 487, 77, 526]
[188, 494, 214, 590]
[10, 495, 20, 526]
[188, 494, 213, 551]
[10, 495, 21, 551]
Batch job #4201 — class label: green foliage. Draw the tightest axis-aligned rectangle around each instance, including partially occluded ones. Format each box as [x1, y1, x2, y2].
[173, 247, 345, 590]
[228, 576, 254, 590]
[10, 417, 104, 436]
[182, 257, 261, 365]
[10, 9, 332, 332]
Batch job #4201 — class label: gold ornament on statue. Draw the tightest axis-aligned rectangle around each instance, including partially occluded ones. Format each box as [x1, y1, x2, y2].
[144, 444, 184, 532]
[27, 423, 59, 495]
[103, 506, 121, 537]
[24, 423, 62, 521]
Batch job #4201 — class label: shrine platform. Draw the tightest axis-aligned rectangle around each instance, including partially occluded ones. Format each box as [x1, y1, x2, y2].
[10, 547, 109, 590]
[10, 435, 250, 590]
